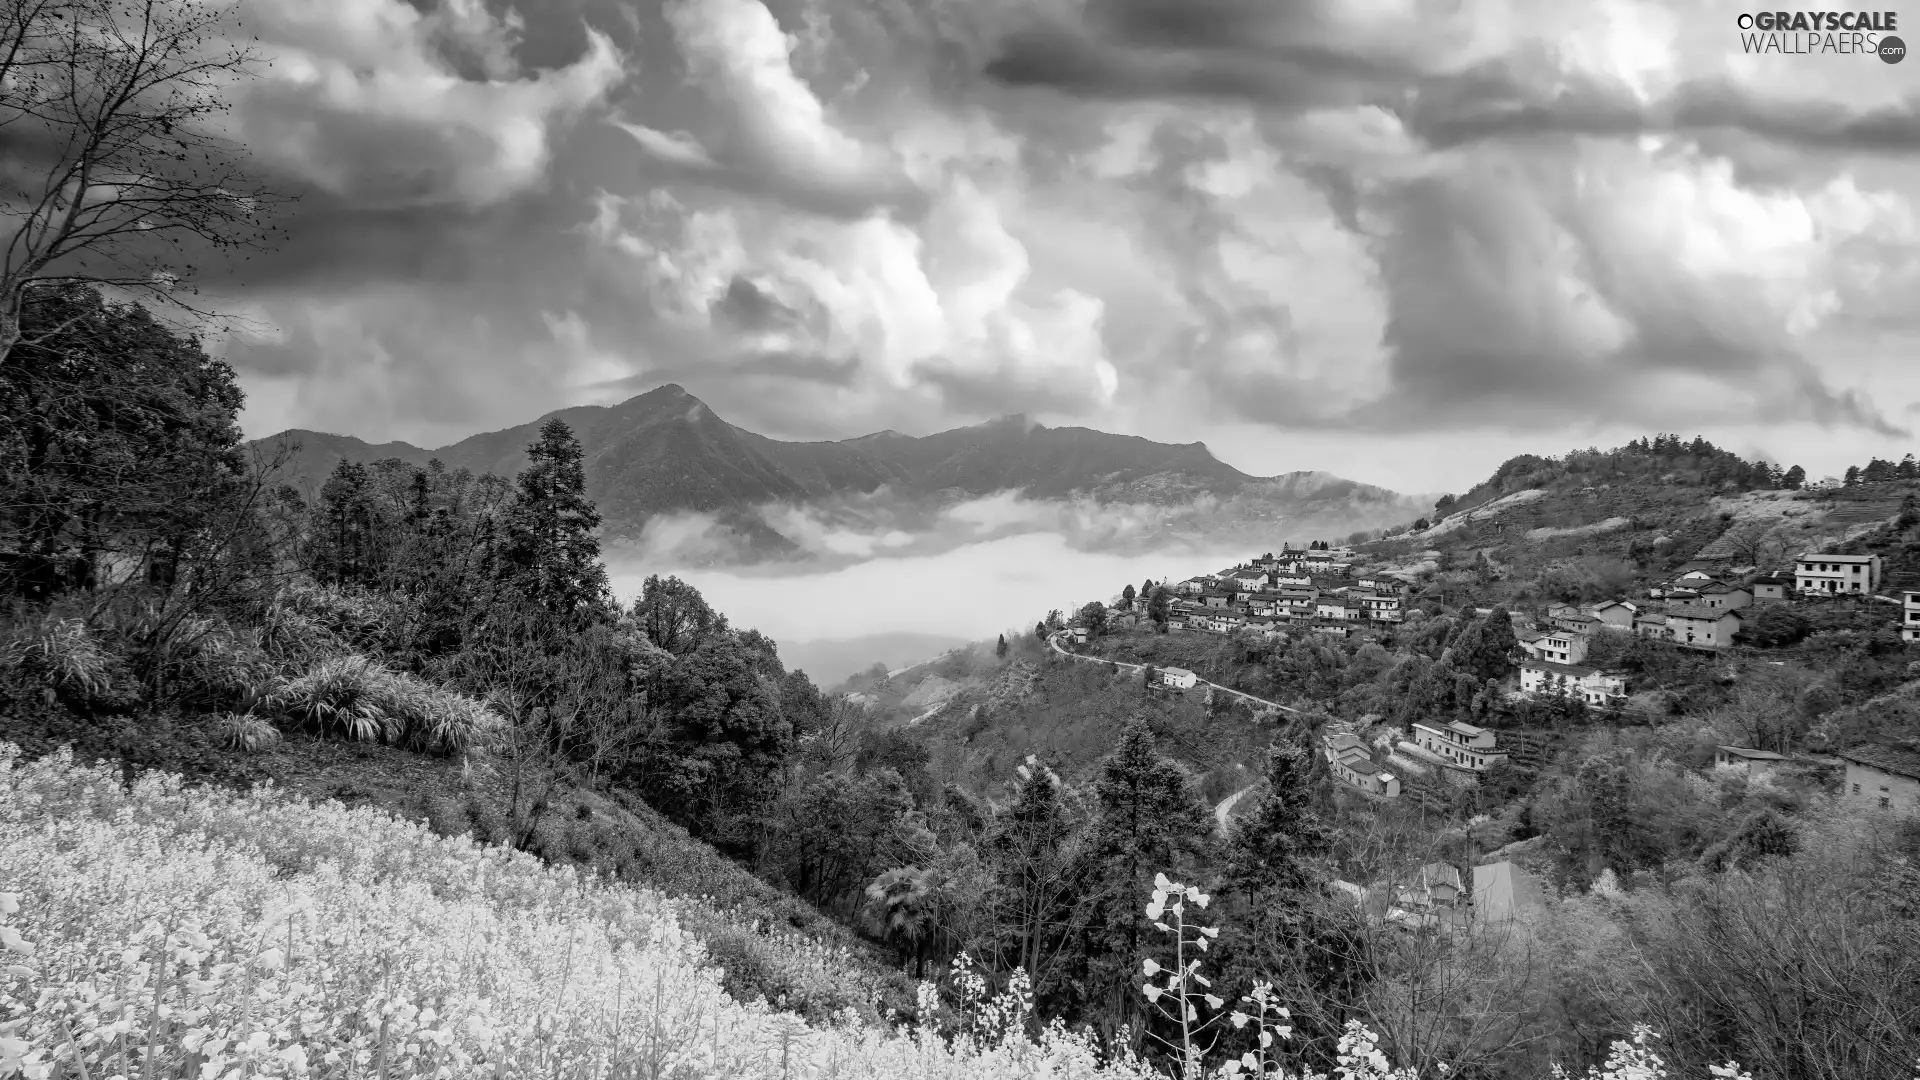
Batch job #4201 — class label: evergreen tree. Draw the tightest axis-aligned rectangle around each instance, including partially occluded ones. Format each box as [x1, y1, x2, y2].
[1072, 723, 1211, 1039]
[1845, 465, 1861, 487]
[1035, 620, 1049, 641]
[500, 419, 607, 620]
[1216, 741, 1360, 1065]
[1782, 464, 1806, 490]
[1147, 587, 1172, 627]
[1121, 583, 1137, 610]
[1901, 453, 1919, 481]
[996, 633, 1010, 659]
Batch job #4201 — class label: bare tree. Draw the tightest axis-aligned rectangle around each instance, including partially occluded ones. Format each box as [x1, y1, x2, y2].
[0, 0, 290, 364]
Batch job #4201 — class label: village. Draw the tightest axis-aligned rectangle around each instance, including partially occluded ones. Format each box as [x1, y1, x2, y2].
[1052, 537, 1920, 918]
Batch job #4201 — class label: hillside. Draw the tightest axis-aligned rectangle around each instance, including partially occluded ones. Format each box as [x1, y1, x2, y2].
[253, 384, 1427, 560]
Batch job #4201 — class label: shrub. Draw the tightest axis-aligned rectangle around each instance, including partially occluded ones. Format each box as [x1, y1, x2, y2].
[265, 654, 499, 755]
[211, 712, 281, 753]
[0, 615, 126, 706]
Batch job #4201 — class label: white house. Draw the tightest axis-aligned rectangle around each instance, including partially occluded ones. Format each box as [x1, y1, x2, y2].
[1411, 721, 1508, 772]
[1521, 629, 1589, 666]
[1273, 571, 1313, 589]
[1633, 612, 1672, 641]
[1353, 591, 1404, 623]
[1157, 666, 1199, 690]
[1749, 575, 1793, 602]
[1903, 590, 1920, 643]
[1794, 552, 1883, 595]
[1232, 571, 1269, 591]
[1665, 604, 1741, 648]
[1520, 660, 1626, 707]
[1331, 755, 1400, 798]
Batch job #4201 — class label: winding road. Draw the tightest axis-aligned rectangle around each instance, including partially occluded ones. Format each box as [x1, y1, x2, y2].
[1045, 631, 1301, 715]
[1213, 785, 1256, 836]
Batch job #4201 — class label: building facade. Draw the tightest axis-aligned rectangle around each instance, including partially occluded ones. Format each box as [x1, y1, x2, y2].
[1839, 744, 1920, 812]
[1794, 552, 1883, 595]
[1411, 721, 1509, 771]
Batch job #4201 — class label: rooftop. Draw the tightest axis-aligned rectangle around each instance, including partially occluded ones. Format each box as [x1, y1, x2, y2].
[1716, 745, 1787, 761]
[1666, 603, 1741, 621]
[1523, 658, 1600, 677]
[1159, 666, 1195, 678]
[1839, 743, 1920, 781]
[1797, 552, 1878, 563]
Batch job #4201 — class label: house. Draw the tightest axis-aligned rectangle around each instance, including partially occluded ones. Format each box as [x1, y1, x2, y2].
[1353, 591, 1404, 623]
[1157, 666, 1199, 690]
[1522, 629, 1589, 666]
[1670, 567, 1721, 587]
[1386, 863, 1466, 931]
[1070, 626, 1089, 645]
[1109, 611, 1140, 630]
[1634, 612, 1672, 641]
[1248, 595, 1283, 617]
[1471, 862, 1546, 928]
[1838, 743, 1920, 812]
[1696, 583, 1753, 611]
[1749, 575, 1793, 602]
[1411, 721, 1509, 771]
[1175, 577, 1210, 595]
[1311, 621, 1353, 639]
[1713, 745, 1786, 778]
[1551, 612, 1601, 636]
[1315, 597, 1353, 621]
[1355, 575, 1404, 594]
[1324, 733, 1369, 764]
[1520, 660, 1626, 706]
[1588, 599, 1637, 629]
[1330, 750, 1401, 798]
[1202, 593, 1231, 609]
[1232, 571, 1270, 591]
[1665, 604, 1741, 648]
[1794, 552, 1884, 595]
[1903, 591, 1920, 643]
[1166, 613, 1191, 631]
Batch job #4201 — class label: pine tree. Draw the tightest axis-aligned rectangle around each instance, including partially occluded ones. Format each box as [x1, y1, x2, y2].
[1216, 741, 1360, 1063]
[501, 419, 608, 620]
[1782, 464, 1806, 490]
[1121, 583, 1137, 610]
[996, 633, 1010, 659]
[1073, 723, 1211, 1037]
[1845, 465, 1862, 487]
[1902, 453, 1920, 481]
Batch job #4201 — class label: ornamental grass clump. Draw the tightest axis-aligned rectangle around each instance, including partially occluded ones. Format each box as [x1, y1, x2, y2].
[0, 616, 121, 704]
[264, 655, 498, 755]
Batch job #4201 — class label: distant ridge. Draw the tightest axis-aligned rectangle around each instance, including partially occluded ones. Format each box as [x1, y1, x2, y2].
[252, 385, 1427, 559]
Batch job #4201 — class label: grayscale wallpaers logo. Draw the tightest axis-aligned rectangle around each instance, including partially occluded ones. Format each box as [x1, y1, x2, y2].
[1737, 10, 1905, 59]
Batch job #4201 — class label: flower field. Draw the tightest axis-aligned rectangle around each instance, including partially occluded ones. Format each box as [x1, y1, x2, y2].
[0, 745, 1156, 1080]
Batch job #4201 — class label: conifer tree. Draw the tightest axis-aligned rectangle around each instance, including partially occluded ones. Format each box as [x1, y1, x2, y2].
[996, 633, 1010, 659]
[501, 419, 608, 620]
[1122, 583, 1137, 609]
[1075, 722, 1211, 1041]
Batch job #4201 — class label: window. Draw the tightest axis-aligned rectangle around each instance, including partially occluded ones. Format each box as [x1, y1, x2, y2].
[1880, 797, 1891, 809]
[1852, 783, 1861, 794]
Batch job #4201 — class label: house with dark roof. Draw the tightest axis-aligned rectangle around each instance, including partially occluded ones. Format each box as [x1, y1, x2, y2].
[1713, 745, 1786, 779]
[1839, 744, 1920, 812]
[1551, 611, 1601, 635]
[1665, 604, 1742, 648]
[1748, 574, 1793, 602]
[1633, 612, 1672, 641]
[1696, 583, 1753, 611]
[1588, 599, 1637, 629]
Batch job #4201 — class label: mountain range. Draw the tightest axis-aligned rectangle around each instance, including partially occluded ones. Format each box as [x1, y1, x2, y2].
[251, 385, 1430, 562]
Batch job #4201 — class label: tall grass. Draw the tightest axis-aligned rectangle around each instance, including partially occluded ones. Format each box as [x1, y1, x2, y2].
[265, 655, 499, 755]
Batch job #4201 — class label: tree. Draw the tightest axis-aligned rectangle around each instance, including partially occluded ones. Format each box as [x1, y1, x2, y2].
[985, 756, 1092, 1006]
[1072, 722, 1211, 1041]
[0, 0, 291, 366]
[1901, 454, 1919, 481]
[1078, 600, 1108, 637]
[1781, 464, 1806, 490]
[996, 633, 1010, 660]
[1147, 587, 1172, 627]
[499, 420, 606, 620]
[1121, 583, 1137, 610]
[1035, 620, 1048, 641]
[1844, 465, 1861, 487]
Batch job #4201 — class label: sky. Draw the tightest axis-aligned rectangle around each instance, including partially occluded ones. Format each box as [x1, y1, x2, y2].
[202, 0, 1920, 498]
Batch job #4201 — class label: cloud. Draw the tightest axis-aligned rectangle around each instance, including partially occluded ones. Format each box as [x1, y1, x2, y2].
[611, 0, 926, 219]
[233, 0, 623, 209]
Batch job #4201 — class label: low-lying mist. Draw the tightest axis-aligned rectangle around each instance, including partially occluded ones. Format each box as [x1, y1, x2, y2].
[604, 528, 1250, 688]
